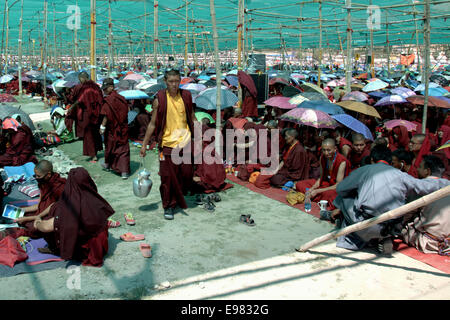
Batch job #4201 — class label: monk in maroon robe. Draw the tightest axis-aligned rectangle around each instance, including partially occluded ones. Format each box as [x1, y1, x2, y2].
[388, 126, 410, 152]
[333, 128, 352, 158]
[296, 138, 350, 210]
[100, 78, 130, 178]
[0, 123, 37, 167]
[140, 69, 197, 220]
[270, 129, 309, 187]
[33, 167, 113, 267]
[15, 160, 66, 237]
[66, 71, 103, 161]
[348, 133, 371, 170]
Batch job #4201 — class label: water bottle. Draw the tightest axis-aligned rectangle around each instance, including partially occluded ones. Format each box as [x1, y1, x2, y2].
[304, 188, 311, 212]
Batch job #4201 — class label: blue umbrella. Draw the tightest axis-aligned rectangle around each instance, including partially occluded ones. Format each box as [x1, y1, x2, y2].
[420, 87, 449, 96]
[298, 100, 346, 115]
[128, 110, 138, 124]
[119, 90, 150, 100]
[198, 75, 211, 81]
[332, 114, 374, 140]
[195, 87, 238, 110]
[368, 91, 389, 99]
[225, 75, 239, 87]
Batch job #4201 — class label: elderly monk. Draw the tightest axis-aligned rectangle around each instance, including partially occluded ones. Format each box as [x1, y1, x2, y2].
[408, 133, 431, 177]
[270, 129, 309, 187]
[140, 69, 197, 220]
[33, 167, 114, 267]
[15, 160, 67, 237]
[332, 128, 352, 158]
[100, 78, 131, 179]
[295, 138, 350, 210]
[0, 118, 37, 167]
[66, 71, 103, 162]
[348, 133, 371, 170]
[402, 155, 450, 255]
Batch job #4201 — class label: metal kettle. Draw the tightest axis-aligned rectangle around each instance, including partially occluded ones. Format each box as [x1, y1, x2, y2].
[133, 159, 153, 198]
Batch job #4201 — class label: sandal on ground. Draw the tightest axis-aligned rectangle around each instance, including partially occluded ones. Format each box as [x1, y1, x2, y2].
[195, 194, 206, 205]
[320, 210, 335, 223]
[210, 193, 221, 202]
[124, 213, 136, 226]
[101, 162, 111, 172]
[120, 232, 145, 242]
[203, 200, 215, 212]
[239, 214, 255, 227]
[139, 243, 152, 258]
[107, 218, 121, 228]
[164, 208, 174, 220]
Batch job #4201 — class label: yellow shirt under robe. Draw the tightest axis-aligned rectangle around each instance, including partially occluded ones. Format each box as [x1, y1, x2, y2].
[161, 92, 191, 148]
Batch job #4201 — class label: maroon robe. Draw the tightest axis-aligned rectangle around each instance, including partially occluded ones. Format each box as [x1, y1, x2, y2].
[22, 173, 67, 237]
[45, 168, 113, 267]
[154, 90, 194, 210]
[296, 152, 350, 210]
[135, 112, 151, 141]
[271, 141, 309, 187]
[0, 127, 37, 167]
[241, 92, 258, 118]
[66, 81, 103, 157]
[338, 137, 352, 157]
[349, 145, 370, 170]
[101, 91, 130, 174]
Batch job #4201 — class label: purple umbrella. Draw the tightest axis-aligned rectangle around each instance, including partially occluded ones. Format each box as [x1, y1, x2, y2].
[264, 96, 297, 109]
[279, 108, 339, 129]
[332, 114, 374, 140]
[390, 87, 416, 98]
[374, 95, 407, 107]
[368, 91, 389, 99]
[341, 91, 369, 102]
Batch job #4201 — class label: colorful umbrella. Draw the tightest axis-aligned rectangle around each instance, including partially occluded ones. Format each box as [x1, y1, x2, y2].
[336, 101, 381, 118]
[332, 114, 374, 140]
[195, 87, 238, 110]
[341, 91, 369, 102]
[0, 75, 14, 83]
[390, 87, 416, 98]
[181, 77, 195, 85]
[299, 82, 327, 97]
[279, 108, 339, 129]
[384, 119, 417, 131]
[124, 73, 144, 81]
[406, 96, 450, 108]
[414, 82, 441, 92]
[2, 118, 21, 131]
[362, 79, 389, 92]
[118, 90, 150, 100]
[298, 100, 346, 115]
[374, 95, 408, 107]
[436, 140, 450, 152]
[264, 96, 297, 109]
[289, 94, 310, 105]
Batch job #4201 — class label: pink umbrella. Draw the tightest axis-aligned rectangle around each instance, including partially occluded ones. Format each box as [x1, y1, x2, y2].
[2, 118, 21, 131]
[384, 119, 417, 132]
[279, 108, 339, 129]
[264, 96, 297, 109]
[341, 91, 369, 102]
[124, 73, 144, 81]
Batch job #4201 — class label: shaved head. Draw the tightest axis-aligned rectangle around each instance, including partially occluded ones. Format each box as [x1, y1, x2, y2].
[322, 138, 336, 147]
[352, 133, 365, 143]
[35, 160, 53, 175]
[285, 128, 298, 140]
[412, 133, 426, 143]
[234, 108, 242, 117]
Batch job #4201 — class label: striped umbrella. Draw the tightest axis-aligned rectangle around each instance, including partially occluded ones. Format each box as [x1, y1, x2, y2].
[279, 108, 338, 129]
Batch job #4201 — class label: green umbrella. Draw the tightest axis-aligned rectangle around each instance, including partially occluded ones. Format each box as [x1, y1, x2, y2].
[195, 111, 215, 124]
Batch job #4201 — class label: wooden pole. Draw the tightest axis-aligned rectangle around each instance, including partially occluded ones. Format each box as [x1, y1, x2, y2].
[299, 4, 303, 66]
[297, 186, 450, 252]
[318, 0, 322, 88]
[412, 0, 421, 74]
[369, 0, 375, 79]
[192, 10, 198, 71]
[153, 0, 158, 79]
[90, 0, 96, 81]
[210, 0, 222, 159]
[345, 0, 352, 93]
[53, 3, 57, 68]
[143, 0, 147, 67]
[43, 0, 47, 100]
[18, 0, 23, 96]
[5, 0, 9, 74]
[184, 0, 189, 76]
[237, 0, 243, 70]
[422, 0, 430, 134]
[108, 0, 113, 73]
[386, 11, 390, 73]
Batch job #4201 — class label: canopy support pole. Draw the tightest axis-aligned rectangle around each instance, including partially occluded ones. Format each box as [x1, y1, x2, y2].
[318, 0, 322, 88]
[422, 0, 431, 134]
[153, 0, 158, 79]
[108, 0, 114, 73]
[43, 0, 47, 101]
[184, 0, 189, 76]
[210, 0, 222, 159]
[345, 0, 352, 94]
[90, 0, 96, 81]
[18, 0, 23, 97]
[386, 11, 390, 73]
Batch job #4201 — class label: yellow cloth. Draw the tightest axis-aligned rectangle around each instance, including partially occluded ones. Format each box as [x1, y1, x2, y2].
[286, 190, 305, 206]
[161, 92, 191, 148]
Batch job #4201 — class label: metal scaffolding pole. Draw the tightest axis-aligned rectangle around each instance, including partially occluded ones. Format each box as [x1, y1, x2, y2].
[422, 0, 431, 134]
[345, 0, 352, 93]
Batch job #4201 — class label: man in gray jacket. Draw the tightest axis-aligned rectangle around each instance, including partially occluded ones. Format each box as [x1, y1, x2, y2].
[328, 145, 449, 254]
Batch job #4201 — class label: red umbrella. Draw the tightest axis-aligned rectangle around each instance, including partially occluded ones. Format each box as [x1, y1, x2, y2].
[2, 118, 21, 131]
[237, 71, 257, 97]
[406, 96, 450, 108]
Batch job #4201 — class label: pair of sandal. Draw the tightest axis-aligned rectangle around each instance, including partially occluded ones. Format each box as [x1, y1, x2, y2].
[120, 232, 152, 258]
[240, 214, 256, 227]
[108, 213, 136, 228]
[196, 194, 221, 213]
